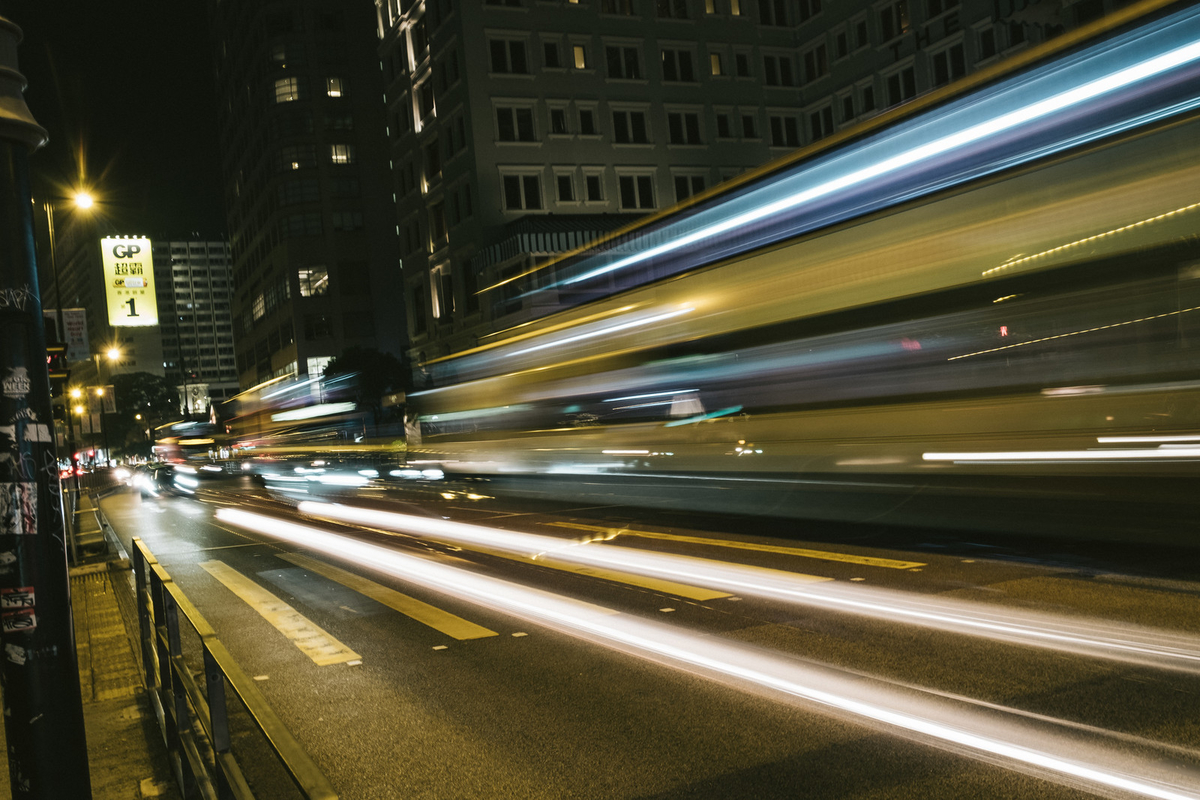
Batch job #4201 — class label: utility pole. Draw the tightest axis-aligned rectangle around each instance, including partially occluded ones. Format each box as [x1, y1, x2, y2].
[0, 16, 92, 798]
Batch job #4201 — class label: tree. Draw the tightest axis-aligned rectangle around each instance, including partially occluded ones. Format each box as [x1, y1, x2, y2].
[108, 372, 181, 457]
[322, 347, 408, 426]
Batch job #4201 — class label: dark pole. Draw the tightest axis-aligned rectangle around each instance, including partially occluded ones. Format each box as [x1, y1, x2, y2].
[0, 16, 92, 798]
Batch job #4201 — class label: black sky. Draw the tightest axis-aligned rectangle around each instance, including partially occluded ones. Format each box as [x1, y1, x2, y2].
[5, 1, 227, 239]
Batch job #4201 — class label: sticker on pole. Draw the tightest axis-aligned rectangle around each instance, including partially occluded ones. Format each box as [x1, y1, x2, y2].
[0, 483, 36, 535]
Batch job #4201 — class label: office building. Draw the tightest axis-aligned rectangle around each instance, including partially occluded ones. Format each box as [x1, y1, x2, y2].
[208, 0, 406, 389]
[374, 0, 1121, 366]
[152, 240, 240, 415]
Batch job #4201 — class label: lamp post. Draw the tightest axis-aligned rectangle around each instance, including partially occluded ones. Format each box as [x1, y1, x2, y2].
[42, 190, 94, 345]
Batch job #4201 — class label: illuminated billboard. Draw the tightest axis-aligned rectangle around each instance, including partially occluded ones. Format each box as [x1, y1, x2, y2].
[101, 237, 158, 327]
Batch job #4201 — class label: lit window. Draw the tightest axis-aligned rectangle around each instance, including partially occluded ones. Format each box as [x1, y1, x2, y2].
[330, 144, 355, 164]
[573, 45, 588, 69]
[710, 53, 723, 76]
[298, 267, 329, 297]
[307, 356, 332, 377]
[274, 77, 300, 103]
[326, 77, 344, 97]
[252, 294, 266, 320]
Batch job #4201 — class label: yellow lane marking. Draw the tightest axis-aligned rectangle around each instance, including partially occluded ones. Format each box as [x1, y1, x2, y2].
[278, 552, 498, 640]
[199, 561, 360, 666]
[546, 522, 925, 570]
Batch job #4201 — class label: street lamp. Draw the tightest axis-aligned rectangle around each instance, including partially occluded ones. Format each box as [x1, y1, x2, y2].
[42, 190, 96, 344]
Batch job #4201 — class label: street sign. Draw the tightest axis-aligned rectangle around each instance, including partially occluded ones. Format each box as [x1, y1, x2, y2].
[100, 237, 159, 326]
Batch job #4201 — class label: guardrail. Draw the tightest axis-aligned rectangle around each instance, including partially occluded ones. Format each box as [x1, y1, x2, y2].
[131, 537, 338, 799]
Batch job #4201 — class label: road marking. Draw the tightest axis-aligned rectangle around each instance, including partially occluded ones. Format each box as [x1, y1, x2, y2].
[546, 522, 925, 570]
[278, 552, 498, 640]
[199, 560, 360, 666]
[471, 543, 733, 601]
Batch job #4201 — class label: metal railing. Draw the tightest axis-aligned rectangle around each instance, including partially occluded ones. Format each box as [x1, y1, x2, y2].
[131, 537, 338, 800]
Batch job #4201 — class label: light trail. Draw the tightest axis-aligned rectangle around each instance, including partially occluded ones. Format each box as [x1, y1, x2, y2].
[215, 507, 1200, 800]
[296, 501, 1200, 674]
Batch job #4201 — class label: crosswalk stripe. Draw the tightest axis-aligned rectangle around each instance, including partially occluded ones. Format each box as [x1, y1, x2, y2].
[199, 560, 361, 666]
[278, 552, 498, 640]
[546, 522, 925, 570]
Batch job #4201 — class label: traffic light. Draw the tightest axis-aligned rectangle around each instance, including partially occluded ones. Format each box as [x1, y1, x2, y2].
[46, 342, 69, 396]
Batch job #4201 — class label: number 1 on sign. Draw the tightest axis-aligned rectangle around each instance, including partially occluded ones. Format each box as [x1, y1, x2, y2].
[125, 298, 139, 317]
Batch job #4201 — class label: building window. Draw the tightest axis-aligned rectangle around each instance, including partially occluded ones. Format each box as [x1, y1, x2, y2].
[618, 174, 655, 209]
[656, 0, 688, 19]
[253, 294, 266, 320]
[931, 42, 966, 87]
[673, 174, 705, 202]
[880, 1, 911, 43]
[332, 211, 364, 231]
[757, 0, 787, 25]
[544, 41, 562, 68]
[769, 115, 800, 147]
[710, 53, 724, 76]
[735, 53, 751, 77]
[298, 266, 329, 297]
[602, 0, 636, 14]
[860, 81, 876, 113]
[839, 93, 854, 122]
[490, 39, 529, 73]
[612, 110, 650, 144]
[431, 264, 454, 319]
[425, 139, 442, 182]
[585, 172, 605, 201]
[606, 46, 642, 79]
[496, 106, 536, 141]
[429, 202, 448, 246]
[802, 42, 827, 83]
[885, 65, 917, 107]
[417, 81, 435, 121]
[579, 108, 598, 135]
[326, 77, 344, 97]
[502, 173, 543, 210]
[550, 107, 569, 134]
[556, 173, 577, 202]
[809, 104, 834, 141]
[927, 0, 957, 15]
[411, 283, 428, 335]
[741, 113, 758, 138]
[573, 44, 589, 69]
[274, 77, 300, 103]
[303, 315, 333, 341]
[977, 25, 997, 60]
[798, 0, 820, 22]
[667, 112, 702, 145]
[330, 144, 355, 164]
[763, 55, 794, 86]
[661, 49, 695, 82]
[716, 113, 733, 138]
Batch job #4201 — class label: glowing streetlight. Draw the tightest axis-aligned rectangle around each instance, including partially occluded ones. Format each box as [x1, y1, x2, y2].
[72, 191, 94, 210]
[73, 405, 84, 416]
[69, 387, 81, 399]
[135, 413, 142, 421]
[105, 347, 120, 361]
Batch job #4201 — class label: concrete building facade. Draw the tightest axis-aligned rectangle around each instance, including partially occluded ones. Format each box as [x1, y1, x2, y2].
[374, 0, 1131, 368]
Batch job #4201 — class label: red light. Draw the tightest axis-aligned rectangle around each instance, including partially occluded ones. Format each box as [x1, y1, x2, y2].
[88, 450, 95, 457]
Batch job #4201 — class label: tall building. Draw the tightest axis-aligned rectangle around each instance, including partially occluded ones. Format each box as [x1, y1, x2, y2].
[152, 240, 240, 415]
[374, 0, 1123, 367]
[208, 0, 406, 389]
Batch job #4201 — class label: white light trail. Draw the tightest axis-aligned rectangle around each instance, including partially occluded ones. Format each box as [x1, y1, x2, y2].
[507, 307, 693, 357]
[564, 37, 1200, 287]
[295, 502, 1200, 674]
[924, 448, 1200, 461]
[216, 507, 1200, 800]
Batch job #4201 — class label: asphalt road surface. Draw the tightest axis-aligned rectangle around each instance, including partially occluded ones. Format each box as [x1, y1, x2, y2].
[100, 474, 1200, 799]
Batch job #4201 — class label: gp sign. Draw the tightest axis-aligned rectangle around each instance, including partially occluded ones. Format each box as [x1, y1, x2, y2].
[101, 237, 158, 327]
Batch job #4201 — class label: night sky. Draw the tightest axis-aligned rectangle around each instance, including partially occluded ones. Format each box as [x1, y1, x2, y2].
[5, 1, 227, 239]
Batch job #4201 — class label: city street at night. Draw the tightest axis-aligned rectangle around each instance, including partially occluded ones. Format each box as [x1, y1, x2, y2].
[90, 474, 1200, 799]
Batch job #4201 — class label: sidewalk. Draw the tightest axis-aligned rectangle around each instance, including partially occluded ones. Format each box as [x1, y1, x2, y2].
[0, 493, 179, 799]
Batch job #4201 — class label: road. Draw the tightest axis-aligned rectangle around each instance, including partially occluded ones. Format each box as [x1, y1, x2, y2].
[100, 473, 1200, 799]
